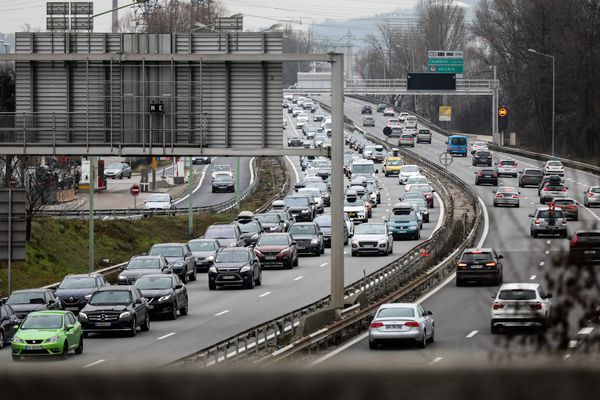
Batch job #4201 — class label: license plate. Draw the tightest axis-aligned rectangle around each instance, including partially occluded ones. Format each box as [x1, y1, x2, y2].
[585, 250, 596, 254]
[65, 307, 79, 311]
[471, 264, 483, 269]
[363, 244, 375, 248]
[223, 275, 235, 280]
[95, 322, 111, 327]
[387, 325, 403, 329]
[26, 345, 42, 350]
[148, 305, 155, 309]
[297, 246, 305, 250]
[265, 256, 277, 260]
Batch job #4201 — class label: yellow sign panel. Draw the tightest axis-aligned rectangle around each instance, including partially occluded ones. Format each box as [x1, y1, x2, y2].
[439, 105, 452, 122]
[498, 107, 508, 117]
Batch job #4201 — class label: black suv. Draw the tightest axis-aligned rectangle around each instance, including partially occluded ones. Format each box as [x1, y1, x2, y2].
[135, 274, 189, 320]
[208, 247, 262, 290]
[55, 273, 109, 314]
[147, 243, 197, 283]
[474, 168, 498, 186]
[117, 255, 171, 285]
[456, 248, 504, 286]
[361, 105, 372, 114]
[283, 195, 315, 222]
[288, 222, 325, 256]
[5, 289, 61, 320]
[203, 223, 244, 247]
[235, 212, 264, 246]
[79, 286, 150, 337]
[472, 150, 492, 166]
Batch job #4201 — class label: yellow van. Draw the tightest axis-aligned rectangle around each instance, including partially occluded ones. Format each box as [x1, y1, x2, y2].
[383, 156, 403, 176]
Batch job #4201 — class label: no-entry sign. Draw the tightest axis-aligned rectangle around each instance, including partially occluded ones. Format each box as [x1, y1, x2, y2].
[130, 184, 141, 197]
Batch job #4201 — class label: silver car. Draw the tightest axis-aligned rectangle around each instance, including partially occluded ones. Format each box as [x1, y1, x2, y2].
[583, 186, 600, 207]
[493, 186, 520, 207]
[104, 162, 132, 179]
[491, 283, 552, 333]
[495, 159, 518, 177]
[529, 206, 568, 238]
[350, 222, 393, 256]
[362, 116, 375, 127]
[539, 182, 569, 204]
[369, 303, 434, 349]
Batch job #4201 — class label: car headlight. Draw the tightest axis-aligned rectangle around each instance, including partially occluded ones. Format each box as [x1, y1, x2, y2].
[351, 238, 358, 245]
[209, 266, 218, 273]
[378, 238, 387, 244]
[206, 255, 215, 262]
[158, 295, 172, 302]
[311, 238, 319, 244]
[119, 311, 131, 319]
[118, 275, 126, 280]
[172, 261, 184, 267]
[301, 209, 310, 213]
[240, 265, 252, 273]
[46, 335, 60, 343]
[13, 336, 25, 344]
[79, 312, 88, 320]
[270, 226, 280, 231]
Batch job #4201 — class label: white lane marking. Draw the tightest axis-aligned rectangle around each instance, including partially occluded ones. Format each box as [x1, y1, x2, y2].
[545, 250, 550, 255]
[259, 291, 271, 298]
[578, 327, 594, 335]
[429, 357, 444, 365]
[249, 157, 256, 185]
[429, 192, 445, 239]
[215, 310, 230, 316]
[294, 275, 304, 281]
[546, 240, 551, 245]
[157, 332, 176, 340]
[343, 250, 348, 254]
[539, 261, 545, 266]
[284, 155, 300, 183]
[310, 330, 368, 366]
[175, 164, 208, 205]
[564, 354, 571, 360]
[466, 330, 479, 338]
[530, 275, 537, 280]
[477, 197, 489, 248]
[320, 262, 328, 267]
[83, 359, 105, 368]
[568, 340, 579, 348]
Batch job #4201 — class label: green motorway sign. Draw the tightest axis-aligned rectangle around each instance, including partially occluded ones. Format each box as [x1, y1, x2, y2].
[427, 57, 464, 74]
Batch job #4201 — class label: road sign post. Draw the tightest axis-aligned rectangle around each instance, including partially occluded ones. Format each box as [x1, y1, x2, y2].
[130, 184, 140, 209]
[439, 152, 453, 169]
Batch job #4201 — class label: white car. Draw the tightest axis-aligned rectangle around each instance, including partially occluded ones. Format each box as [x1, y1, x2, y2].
[282, 117, 287, 128]
[144, 193, 175, 210]
[351, 222, 393, 257]
[496, 160, 518, 177]
[403, 126, 418, 136]
[405, 175, 430, 192]
[383, 107, 395, 117]
[369, 303, 434, 349]
[404, 115, 418, 128]
[491, 283, 552, 333]
[398, 112, 410, 122]
[398, 164, 421, 184]
[211, 164, 233, 180]
[344, 192, 368, 223]
[296, 114, 309, 129]
[543, 160, 565, 176]
[471, 141, 489, 154]
[292, 107, 303, 117]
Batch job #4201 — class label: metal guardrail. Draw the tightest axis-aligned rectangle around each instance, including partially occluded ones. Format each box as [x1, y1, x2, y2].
[169, 115, 483, 368]
[37, 159, 262, 219]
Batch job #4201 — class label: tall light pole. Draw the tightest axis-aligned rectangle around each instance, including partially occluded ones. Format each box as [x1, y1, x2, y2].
[395, 44, 416, 111]
[528, 48, 555, 156]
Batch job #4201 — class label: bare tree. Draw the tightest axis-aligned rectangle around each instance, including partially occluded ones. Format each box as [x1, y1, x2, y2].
[282, 25, 314, 87]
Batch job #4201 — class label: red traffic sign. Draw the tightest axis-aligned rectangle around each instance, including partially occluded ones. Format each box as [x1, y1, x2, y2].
[8, 176, 17, 188]
[129, 184, 141, 197]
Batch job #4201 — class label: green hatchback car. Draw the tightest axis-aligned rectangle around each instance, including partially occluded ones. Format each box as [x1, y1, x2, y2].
[11, 310, 83, 361]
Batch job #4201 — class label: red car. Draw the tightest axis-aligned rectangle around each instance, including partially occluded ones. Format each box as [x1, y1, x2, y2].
[407, 184, 435, 208]
[550, 198, 579, 221]
[253, 233, 299, 269]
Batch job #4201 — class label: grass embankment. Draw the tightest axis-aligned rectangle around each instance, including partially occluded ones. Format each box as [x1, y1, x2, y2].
[0, 157, 286, 294]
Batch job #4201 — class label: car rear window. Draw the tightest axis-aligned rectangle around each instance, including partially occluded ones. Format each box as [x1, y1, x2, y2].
[553, 199, 575, 205]
[377, 307, 415, 318]
[498, 289, 536, 300]
[536, 210, 565, 218]
[591, 188, 600, 193]
[500, 161, 516, 165]
[525, 169, 542, 175]
[575, 232, 600, 242]
[476, 151, 490, 157]
[461, 252, 493, 262]
[545, 185, 565, 191]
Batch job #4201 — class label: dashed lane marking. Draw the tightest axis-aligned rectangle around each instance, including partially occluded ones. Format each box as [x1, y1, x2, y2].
[215, 310, 230, 316]
[466, 330, 478, 338]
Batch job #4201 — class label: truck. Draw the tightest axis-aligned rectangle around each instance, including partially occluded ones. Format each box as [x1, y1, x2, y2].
[416, 129, 432, 144]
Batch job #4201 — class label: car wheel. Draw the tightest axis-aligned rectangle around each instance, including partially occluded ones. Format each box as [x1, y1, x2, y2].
[0, 330, 4, 349]
[170, 302, 178, 320]
[141, 314, 150, 332]
[427, 328, 435, 343]
[61, 342, 69, 359]
[456, 277, 464, 287]
[12, 354, 20, 361]
[129, 318, 137, 337]
[491, 323, 499, 335]
[285, 259, 293, 269]
[180, 272, 188, 284]
[344, 235, 348, 246]
[189, 267, 197, 281]
[418, 332, 427, 349]
[368, 340, 378, 350]
[83, 331, 89, 338]
[351, 251, 357, 257]
[75, 336, 84, 355]
[255, 270, 263, 286]
[245, 275, 255, 289]
[118, 174, 123, 180]
[320, 244, 325, 255]
[208, 281, 216, 291]
[180, 300, 189, 316]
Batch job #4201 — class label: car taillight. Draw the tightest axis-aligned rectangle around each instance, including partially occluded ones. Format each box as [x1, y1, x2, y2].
[495, 194, 503, 198]
[493, 173, 498, 177]
[562, 218, 567, 224]
[493, 303, 505, 310]
[405, 321, 420, 327]
[485, 262, 497, 267]
[370, 322, 384, 329]
[588, 193, 595, 198]
[530, 302, 543, 310]
[534, 219, 541, 224]
[543, 188, 550, 191]
[561, 188, 567, 192]
[478, 172, 483, 176]
[570, 235, 578, 246]
[512, 195, 520, 199]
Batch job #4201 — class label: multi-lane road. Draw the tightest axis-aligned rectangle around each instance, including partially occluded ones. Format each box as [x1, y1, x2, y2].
[1, 107, 443, 369]
[312, 95, 600, 366]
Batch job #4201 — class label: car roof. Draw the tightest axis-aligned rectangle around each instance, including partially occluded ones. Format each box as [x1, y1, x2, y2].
[188, 238, 220, 243]
[64, 273, 103, 278]
[136, 274, 173, 279]
[130, 255, 163, 260]
[26, 310, 70, 316]
[499, 283, 539, 290]
[152, 242, 184, 247]
[11, 288, 50, 294]
[463, 248, 493, 253]
[378, 303, 417, 309]
[218, 246, 250, 252]
[96, 285, 133, 292]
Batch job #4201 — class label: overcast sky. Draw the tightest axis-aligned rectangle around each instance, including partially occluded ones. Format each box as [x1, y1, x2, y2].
[0, 0, 421, 35]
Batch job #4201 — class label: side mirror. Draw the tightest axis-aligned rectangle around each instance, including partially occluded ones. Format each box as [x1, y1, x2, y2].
[474, 171, 478, 175]
[84, 294, 92, 301]
[66, 324, 75, 330]
[175, 284, 183, 289]
[498, 255, 504, 259]
[445, 141, 448, 144]
[375, 169, 379, 174]
[545, 293, 553, 299]
[427, 311, 433, 316]
[135, 298, 143, 304]
[528, 213, 534, 218]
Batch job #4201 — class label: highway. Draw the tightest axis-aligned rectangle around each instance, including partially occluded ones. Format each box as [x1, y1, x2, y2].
[312, 95, 600, 367]
[0, 107, 443, 369]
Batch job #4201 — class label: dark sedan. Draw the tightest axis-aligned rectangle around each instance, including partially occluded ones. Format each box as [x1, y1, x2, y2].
[117, 255, 172, 285]
[519, 168, 544, 187]
[472, 150, 492, 166]
[78, 286, 150, 337]
[208, 247, 262, 290]
[211, 173, 235, 193]
[54, 273, 109, 314]
[314, 214, 349, 247]
[288, 136, 303, 147]
[288, 222, 324, 256]
[147, 243, 197, 283]
[475, 168, 499, 186]
[0, 304, 19, 349]
[135, 274, 188, 320]
[254, 213, 285, 233]
[361, 105, 373, 114]
[254, 233, 299, 269]
[187, 238, 221, 271]
[569, 230, 600, 264]
[5, 289, 61, 320]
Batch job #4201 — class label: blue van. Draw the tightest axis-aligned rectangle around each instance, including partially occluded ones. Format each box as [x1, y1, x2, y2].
[446, 135, 468, 156]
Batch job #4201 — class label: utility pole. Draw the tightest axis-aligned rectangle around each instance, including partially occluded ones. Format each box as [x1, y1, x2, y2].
[527, 49, 556, 156]
[88, 157, 95, 272]
[188, 157, 194, 237]
[112, 0, 118, 33]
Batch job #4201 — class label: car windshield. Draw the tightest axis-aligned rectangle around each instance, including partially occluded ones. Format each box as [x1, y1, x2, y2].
[409, 185, 431, 193]
[284, 197, 309, 207]
[545, 185, 565, 191]
[255, 214, 279, 224]
[403, 193, 424, 201]
[147, 194, 170, 203]
[127, 258, 161, 270]
[216, 251, 250, 263]
[450, 137, 467, 145]
[407, 176, 428, 184]
[344, 197, 362, 206]
[355, 224, 385, 235]
[314, 215, 331, 227]
[500, 161, 516, 166]
[214, 165, 231, 172]
[377, 307, 415, 318]
[107, 163, 123, 169]
[548, 161, 563, 167]
[21, 314, 63, 330]
[238, 221, 260, 233]
[7, 292, 46, 305]
[525, 169, 542, 175]
[575, 232, 600, 242]
[58, 276, 97, 289]
[389, 214, 415, 223]
[289, 224, 317, 235]
[461, 252, 493, 262]
[89, 290, 132, 305]
[387, 159, 401, 166]
[476, 151, 490, 157]
[402, 165, 419, 173]
[214, 174, 231, 181]
[149, 246, 183, 257]
[205, 227, 235, 239]
[352, 164, 375, 174]
[553, 199, 575, 206]
[536, 210, 565, 218]
[591, 188, 600, 193]
[188, 241, 216, 251]
[257, 235, 290, 246]
[498, 289, 536, 301]
[135, 277, 172, 290]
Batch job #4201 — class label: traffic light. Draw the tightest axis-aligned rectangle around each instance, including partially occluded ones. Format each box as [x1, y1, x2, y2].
[498, 106, 508, 132]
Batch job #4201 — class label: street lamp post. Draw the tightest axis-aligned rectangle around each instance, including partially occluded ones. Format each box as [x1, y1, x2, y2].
[528, 48, 555, 156]
[395, 44, 416, 111]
